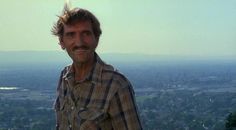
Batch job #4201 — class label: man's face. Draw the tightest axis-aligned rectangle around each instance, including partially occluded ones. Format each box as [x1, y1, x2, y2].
[60, 21, 98, 64]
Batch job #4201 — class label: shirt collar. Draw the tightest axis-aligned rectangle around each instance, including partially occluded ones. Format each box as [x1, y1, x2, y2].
[62, 52, 104, 85]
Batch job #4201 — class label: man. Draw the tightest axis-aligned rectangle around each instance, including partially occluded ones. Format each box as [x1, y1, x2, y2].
[52, 6, 142, 130]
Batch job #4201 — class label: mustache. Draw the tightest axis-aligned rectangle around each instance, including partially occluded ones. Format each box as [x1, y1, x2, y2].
[72, 45, 89, 51]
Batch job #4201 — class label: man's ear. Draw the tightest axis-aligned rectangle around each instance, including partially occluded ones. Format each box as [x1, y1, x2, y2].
[59, 37, 65, 50]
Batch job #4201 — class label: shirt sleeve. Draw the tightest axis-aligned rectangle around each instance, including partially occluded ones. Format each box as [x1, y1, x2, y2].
[108, 84, 143, 130]
[53, 71, 65, 130]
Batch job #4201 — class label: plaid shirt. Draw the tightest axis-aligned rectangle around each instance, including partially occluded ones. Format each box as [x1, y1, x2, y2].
[54, 53, 142, 130]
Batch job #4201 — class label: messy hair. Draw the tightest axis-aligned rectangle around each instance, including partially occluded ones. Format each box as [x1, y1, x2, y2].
[51, 6, 102, 40]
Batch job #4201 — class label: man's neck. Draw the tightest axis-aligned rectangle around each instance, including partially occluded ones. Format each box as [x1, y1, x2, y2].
[73, 56, 95, 82]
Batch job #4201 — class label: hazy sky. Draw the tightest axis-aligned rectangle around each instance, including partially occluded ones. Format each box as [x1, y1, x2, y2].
[0, 0, 235, 57]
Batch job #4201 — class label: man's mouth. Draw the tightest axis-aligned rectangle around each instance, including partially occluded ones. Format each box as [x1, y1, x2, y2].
[73, 46, 89, 51]
[72, 46, 89, 53]
[74, 49, 87, 53]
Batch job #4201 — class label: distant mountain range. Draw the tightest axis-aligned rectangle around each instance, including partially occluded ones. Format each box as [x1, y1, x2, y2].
[0, 51, 235, 66]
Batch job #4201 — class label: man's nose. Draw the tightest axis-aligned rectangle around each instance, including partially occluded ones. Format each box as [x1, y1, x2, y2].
[75, 34, 84, 44]
[74, 34, 84, 45]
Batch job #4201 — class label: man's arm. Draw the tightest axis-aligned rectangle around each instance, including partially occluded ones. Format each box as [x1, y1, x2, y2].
[53, 71, 68, 130]
[108, 85, 143, 130]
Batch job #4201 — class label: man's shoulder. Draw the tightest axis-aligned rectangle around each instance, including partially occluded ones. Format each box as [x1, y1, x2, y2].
[102, 63, 132, 88]
[102, 63, 124, 79]
[101, 63, 135, 97]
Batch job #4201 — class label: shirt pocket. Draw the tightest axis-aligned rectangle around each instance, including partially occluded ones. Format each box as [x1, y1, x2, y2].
[78, 107, 108, 130]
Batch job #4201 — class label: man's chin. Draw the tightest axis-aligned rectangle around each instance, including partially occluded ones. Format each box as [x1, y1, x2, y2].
[69, 51, 94, 64]
[73, 50, 89, 55]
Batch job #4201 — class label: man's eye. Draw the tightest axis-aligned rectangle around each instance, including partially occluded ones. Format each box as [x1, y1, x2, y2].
[66, 32, 75, 37]
[83, 31, 91, 36]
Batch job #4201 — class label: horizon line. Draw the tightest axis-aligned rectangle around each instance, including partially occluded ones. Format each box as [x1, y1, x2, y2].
[0, 50, 236, 60]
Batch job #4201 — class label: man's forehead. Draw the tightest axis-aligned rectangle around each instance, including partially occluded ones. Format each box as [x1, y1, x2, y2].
[63, 21, 92, 31]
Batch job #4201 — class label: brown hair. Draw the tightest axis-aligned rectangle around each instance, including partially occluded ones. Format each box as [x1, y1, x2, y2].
[51, 7, 102, 40]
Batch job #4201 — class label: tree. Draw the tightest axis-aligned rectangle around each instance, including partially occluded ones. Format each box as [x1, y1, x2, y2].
[225, 112, 236, 130]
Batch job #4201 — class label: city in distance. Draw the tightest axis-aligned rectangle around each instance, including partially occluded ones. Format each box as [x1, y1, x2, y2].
[0, 51, 236, 130]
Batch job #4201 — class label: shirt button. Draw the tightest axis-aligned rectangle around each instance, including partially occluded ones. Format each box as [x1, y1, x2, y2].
[71, 106, 74, 110]
[69, 124, 72, 128]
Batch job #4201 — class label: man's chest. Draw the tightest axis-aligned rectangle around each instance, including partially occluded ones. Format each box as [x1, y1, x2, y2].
[57, 80, 115, 130]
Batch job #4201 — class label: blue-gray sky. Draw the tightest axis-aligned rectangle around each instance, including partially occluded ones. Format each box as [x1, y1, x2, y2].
[0, 0, 235, 57]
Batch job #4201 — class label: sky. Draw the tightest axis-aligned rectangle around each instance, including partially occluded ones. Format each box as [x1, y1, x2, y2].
[0, 0, 235, 57]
